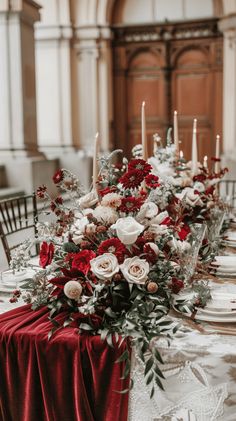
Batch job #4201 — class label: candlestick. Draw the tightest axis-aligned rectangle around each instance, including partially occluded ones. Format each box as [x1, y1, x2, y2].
[141, 101, 148, 160]
[93, 132, 99, 190]
[215, 135, 220, 173]
[191, 118, 198, 175]
[203, 155, 208, 169]
[173, 110, 179, 155]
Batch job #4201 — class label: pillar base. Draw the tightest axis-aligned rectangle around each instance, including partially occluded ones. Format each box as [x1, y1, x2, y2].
[3, 157, 59, 196]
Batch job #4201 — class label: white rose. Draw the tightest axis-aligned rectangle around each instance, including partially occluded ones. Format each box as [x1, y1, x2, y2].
[90, 253, 119, 280]
[64, 281, 82, 301]
[78, 191, 98, 209]
[101, 193, 122, 208]
[120, 257, 149, 285]
[137, 202, 158, 224]
[93, 205, 118, 225]
[111, 217, 144, 245]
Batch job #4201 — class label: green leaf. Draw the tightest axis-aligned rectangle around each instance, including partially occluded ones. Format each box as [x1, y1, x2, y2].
[144, 357, 154, 376]
[146, 371, 154, 385]
[79, 323, 94, 331]
[154, 349, 164, 364]
[100, 328, 109, 341]
[121, 359, 131, 379]
[154, 364, 165, 379]
[155, 376, 164, 391]
[106, 333, 114, 348]
[116, 349, 129, 363]
[150, 386, 155, 398]
[63, 319, 72, 328]
[105, 307, 116, 318]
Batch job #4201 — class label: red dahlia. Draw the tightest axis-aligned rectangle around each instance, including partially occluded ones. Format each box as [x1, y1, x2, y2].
[119, 170, 144, 189]
[128, 159, 152, 176]
[119, 196, 143, 213]
[145, 174, 160, 188]
[53, 169, 64, 184]
[98, 238, 127, 263]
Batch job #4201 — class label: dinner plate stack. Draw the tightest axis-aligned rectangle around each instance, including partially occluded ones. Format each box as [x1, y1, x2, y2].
[174, 278, 236, 323]
[210, 255, 236, 278]
[222, 231, 236, 248]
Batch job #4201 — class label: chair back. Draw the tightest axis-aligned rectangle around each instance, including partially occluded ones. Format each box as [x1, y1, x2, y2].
[219, 180, 236, 207]
[0, 193, 38, 264]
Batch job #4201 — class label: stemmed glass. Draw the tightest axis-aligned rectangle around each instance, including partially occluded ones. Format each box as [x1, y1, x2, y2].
[179, 223, 207, 284]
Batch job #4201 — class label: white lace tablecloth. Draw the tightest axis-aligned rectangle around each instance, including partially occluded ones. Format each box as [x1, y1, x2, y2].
[128, 330, 236, 421]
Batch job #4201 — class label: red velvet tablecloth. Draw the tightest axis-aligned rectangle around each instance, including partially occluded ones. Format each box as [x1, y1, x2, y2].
[0, 305, 130, 421]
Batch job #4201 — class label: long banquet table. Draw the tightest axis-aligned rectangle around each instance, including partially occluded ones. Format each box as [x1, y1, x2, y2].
[1, 238, 236, 420]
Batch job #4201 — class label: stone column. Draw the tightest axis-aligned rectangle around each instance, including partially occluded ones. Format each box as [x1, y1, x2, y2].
[219, 15, 236, 177]
[72, 26, 113, 154]
[0, 0, 41, 158]
[34, 0, 74, 156]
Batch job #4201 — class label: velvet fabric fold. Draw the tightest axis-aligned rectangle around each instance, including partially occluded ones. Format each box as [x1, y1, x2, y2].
[0, 305, 130, 421]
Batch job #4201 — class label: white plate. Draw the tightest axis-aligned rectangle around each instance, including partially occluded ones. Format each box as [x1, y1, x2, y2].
[210, 272, 236, 279]
[173, 305, 236, 323]
[222, 241, 236, 248]
[225, 232, 236, 241]
[197, 307, 236, 316]
[210, 266, 236, 273]
[212, 256, 236, 267]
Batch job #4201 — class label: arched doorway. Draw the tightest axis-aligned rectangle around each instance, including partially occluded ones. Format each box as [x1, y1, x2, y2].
[112, 0, 223, 160]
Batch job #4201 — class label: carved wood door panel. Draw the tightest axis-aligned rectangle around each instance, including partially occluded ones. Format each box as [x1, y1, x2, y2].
[113, 19, 223, 161]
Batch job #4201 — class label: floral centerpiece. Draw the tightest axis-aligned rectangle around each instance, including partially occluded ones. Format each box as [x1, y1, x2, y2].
[10, 152, 211, 395]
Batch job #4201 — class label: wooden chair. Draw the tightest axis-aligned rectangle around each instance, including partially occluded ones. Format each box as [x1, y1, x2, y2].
[219, 180, 236, 207]
[0, 193, 39, 265]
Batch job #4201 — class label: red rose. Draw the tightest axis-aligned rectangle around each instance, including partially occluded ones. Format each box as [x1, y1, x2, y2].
[171, 278, 184, 294]
[53, 169, 64, 184]
[72, 250, 96, 274]
[39, 242, 54, 268]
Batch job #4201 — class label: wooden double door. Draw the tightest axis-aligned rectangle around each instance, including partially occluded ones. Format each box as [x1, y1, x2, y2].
[112, 18, 223, 161]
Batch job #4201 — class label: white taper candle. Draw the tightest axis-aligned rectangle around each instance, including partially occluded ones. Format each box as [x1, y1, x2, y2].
[93, 132, 99, 190]
[141, 101, 148, 160]
[174, 110, 179, 155]
[191, 118, 198, 175]
[215, 135, 220, 173]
